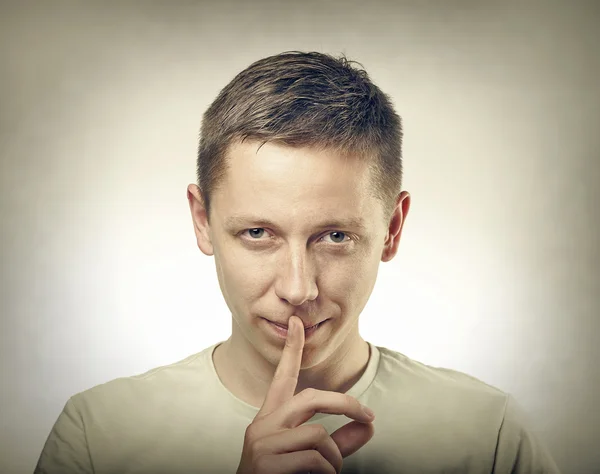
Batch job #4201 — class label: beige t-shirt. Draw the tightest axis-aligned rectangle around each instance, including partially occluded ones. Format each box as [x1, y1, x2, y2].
[34, 341, 560, 473]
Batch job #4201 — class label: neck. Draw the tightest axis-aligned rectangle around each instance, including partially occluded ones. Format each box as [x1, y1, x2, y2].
[213, 319, 371, 409]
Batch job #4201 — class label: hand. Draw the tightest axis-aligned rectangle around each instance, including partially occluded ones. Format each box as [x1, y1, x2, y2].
[236, 316, 376, 474]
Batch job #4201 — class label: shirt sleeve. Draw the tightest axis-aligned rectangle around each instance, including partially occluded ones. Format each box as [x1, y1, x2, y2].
[493, 395, 561, 474]
[34, 397, 94, 474]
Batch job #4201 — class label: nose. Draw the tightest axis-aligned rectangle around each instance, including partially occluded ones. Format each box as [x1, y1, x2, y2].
[274, 246, 318, 307]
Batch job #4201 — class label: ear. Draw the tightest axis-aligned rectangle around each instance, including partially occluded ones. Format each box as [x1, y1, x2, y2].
[187, 184, 214, 256]
[381, 191, 411, 262]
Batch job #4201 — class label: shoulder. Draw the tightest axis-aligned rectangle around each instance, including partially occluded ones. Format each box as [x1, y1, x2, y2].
[377, 345, 505, 393]
[366, 345, 513, 467]
[36, 345, 225, 473]
[362, 347, 561, 471]
[69, 345, 215, 413]
[374, 345, 509, 419]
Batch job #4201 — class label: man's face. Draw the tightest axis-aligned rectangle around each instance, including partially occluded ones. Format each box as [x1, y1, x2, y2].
[190, 141, 407, 368]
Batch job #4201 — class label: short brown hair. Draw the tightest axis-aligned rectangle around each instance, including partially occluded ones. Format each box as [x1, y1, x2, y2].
[197, 51, 403, 222]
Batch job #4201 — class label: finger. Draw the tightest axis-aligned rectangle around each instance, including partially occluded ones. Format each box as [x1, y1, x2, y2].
[257, 315, 305, 418]
[257, 424, 343, 474]
[264, 388, 375, 431]
[256, 451, 336, 474]
[330, 420, 375, 458]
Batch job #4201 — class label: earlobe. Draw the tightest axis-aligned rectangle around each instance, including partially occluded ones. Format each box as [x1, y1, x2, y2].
[187, 184, 214, 256]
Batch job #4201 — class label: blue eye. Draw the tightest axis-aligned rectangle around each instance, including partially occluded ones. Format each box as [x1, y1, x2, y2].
[247, 228, 265, 239]
[323, 231, 348, 244]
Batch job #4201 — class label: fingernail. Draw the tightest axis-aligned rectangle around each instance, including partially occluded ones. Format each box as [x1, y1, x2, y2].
[362, 405, 374, 418]
[288, 319, 295, 337]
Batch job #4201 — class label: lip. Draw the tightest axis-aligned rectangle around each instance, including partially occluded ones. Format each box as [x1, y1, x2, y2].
[270, 320, 323, 330]
[263, 318, 328, 340]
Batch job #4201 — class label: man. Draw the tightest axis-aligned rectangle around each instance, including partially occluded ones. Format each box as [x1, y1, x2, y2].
[35, 51, 560, 473]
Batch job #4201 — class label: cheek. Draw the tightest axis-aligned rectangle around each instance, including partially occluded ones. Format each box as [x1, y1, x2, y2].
[317, 253, 378, 304]
[215, 247, 271, 302]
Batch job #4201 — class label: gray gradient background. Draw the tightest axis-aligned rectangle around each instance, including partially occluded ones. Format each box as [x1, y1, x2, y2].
[1, 1, 599, 473]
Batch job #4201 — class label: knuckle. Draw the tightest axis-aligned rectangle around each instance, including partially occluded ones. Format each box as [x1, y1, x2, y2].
[284, 335, 295, 348]
[271, 368, 285, 381]
[306, 450, 333, 474]
[300, 387, 317, 401]
[272, 370, 294, 383]
[251, 437, 267, 456]
[307, 449, 323, 466]
[310, 423, 328, 440]
[244, 422, 261, 442]
[345, 394, 358, 411]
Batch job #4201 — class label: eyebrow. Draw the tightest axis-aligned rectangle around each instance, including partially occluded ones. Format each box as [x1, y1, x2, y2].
[223, 215, 368, 232]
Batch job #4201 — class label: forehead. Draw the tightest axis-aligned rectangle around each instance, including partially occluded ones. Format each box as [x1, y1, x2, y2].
[224, 140, 372, 188]
[211, 141, 383, 227]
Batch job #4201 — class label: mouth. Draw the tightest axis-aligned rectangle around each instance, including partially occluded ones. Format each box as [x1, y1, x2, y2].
[262, 318, 328, 340]
[270, 320, 324, 330]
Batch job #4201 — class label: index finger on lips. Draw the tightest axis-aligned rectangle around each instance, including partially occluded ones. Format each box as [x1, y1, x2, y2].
[257, 315, 305, 418]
